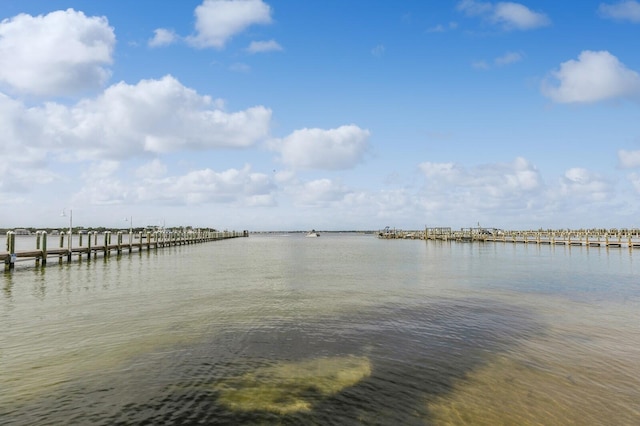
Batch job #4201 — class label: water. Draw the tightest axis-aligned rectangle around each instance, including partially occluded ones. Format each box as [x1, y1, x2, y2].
[2, 234, 639, 425]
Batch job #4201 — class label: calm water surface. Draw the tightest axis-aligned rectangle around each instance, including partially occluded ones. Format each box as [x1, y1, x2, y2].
[2, 234, 639, 425]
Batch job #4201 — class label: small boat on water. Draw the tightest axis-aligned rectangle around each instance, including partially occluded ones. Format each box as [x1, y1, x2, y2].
[306, 230, 320, 237]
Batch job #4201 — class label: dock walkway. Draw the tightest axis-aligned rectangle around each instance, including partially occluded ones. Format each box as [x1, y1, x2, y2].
[2, 229, 248, 271]
[379, 227, 640, 250]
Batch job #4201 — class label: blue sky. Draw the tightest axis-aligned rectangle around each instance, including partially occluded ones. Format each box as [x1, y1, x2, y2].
[1, 0, 640, 231]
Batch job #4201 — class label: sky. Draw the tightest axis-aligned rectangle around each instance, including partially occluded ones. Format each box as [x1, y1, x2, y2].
[1, 0, 640, 231]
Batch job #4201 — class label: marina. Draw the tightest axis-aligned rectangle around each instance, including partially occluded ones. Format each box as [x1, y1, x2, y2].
[2, 233, 639, 424]
[379, 226, 640, 249]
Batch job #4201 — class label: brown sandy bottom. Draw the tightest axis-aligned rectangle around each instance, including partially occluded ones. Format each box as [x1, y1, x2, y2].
[214, 355, 372, 414]
[427, 331, 640, 425]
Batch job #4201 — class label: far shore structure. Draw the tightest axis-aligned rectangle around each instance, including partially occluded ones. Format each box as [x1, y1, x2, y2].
[4, 225, 640, 272]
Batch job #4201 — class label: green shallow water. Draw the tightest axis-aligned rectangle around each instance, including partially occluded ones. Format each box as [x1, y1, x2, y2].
[1, 234, 639, 424]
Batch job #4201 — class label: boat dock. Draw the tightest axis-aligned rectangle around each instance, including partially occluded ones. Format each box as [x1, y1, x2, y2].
[2, 229, 248, 272]
[379, 227, 640, 249]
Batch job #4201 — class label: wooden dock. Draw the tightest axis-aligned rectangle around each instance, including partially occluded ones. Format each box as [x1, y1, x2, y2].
[379, 227, 640, 250]
[2, 229, 248, 271]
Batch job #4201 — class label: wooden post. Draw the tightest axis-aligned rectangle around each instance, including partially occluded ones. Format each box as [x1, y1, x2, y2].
[87, 231, 92, 260]
[5, 231, 16, 271]
[42, 231, 48, 266]
[117, 231, 122, 254]
[104, 232, 109, 256]
[59, 232, 65, 263]
[36, 231, 42, 267]
[67, 230, 72, 262]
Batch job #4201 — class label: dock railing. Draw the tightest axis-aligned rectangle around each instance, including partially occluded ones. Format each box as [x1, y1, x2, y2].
[381, 227, 640, 250]
[2, 229, 248, 272]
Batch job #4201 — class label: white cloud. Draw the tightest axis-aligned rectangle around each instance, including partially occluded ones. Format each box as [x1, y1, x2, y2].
[421, 157, 541, 193]
[542, 50, 640, 103]
[472, 52, 523, 70]
[272, 125, 371, 170]
[88, 160, 120, 179]
[492, 2, 550, 29]
[149, 28, 178, 47]
[246, 39, 283, 53]
[419, 162, 462, 181]
[293, 179, 350, 206]
[495, 51, 523, 66]
[413, 157, 628, 227]
[136, 159, 168, 179]
[140, 164, 276, 206]
[618, 149, 640, 168]
[559, 168, 612, 201]
[72, 164, 277, 208]
[457, 0, 550, 30]
[599, 1, 640, 22]
[418, 157, 543, 212]
[73, 177, 129, 206]
[187, 0, 273, 49]
[457, 0, 493, 16]
[0, 9, 115, 96]
[59, 75, 272, 159]
[628, 172, 640, 192]
[0, 75, 272, 162]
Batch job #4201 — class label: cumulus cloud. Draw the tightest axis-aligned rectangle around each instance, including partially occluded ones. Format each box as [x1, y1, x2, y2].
[149, 28, 178, 47]
[0, 9, 115, 96]
[541, 50, 640, 103]
[73, 163, 278, 207]
[60, 75, 272, 159]
[559, 168, 612, 201]
[457, 0, 550, 30]
[599, 0, 640, 22]
[419, 158, 545, 215]
[271, 125, 371, 170]
[137, 164, 276, 206]
[246, 39, 283, 53]
[416, 158, 536, 225]
[421, 157, 541, 193]
[293, 179, 351, 206]
[187, 0, 273, 49]
[0, 75, 272, 162]
[618, 149, 640, 168]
